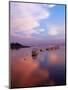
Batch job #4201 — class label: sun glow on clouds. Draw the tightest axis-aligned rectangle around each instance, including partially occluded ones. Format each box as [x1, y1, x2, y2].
[48, 25, 61, 36]
[48, 5, 56, 8]
[48, 27, 58, 36]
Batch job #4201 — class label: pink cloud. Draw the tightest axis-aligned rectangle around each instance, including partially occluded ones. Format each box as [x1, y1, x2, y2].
[10, 2, 50, 38]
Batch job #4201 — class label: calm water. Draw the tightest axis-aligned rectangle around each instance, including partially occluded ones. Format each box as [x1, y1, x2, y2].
[10, 46, 66, 88]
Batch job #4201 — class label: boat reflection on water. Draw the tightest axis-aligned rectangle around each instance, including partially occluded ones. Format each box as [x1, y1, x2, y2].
[32, 45, 60, 61]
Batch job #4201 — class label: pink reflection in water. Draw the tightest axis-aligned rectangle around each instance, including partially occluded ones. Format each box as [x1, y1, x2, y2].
[11, 48, 50, 88]
[10, 47, 65, 88]
[48, 52, 58, 64]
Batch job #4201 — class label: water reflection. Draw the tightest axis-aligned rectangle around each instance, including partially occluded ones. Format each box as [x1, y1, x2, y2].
[10, 46, 66, 88]
[48, 52, 58, 64]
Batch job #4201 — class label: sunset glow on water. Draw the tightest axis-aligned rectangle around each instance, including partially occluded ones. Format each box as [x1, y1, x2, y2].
[10, 46, 65, 88]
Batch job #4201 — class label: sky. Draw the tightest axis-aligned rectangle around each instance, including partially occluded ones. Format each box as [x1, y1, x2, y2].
[10, 2, 65, 46]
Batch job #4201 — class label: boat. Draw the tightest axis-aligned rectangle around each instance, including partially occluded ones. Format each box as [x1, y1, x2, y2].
[32, 48, 39, 57]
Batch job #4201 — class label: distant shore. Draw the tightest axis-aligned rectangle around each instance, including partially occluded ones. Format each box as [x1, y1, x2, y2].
[10, 43, 31, 49]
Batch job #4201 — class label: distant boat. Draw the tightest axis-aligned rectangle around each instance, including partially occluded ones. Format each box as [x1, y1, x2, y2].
[54, 45, 60, 49]
[40, 49, 43, 52]
[46, 45, 60, 51]
[32, 48, 39, 57]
